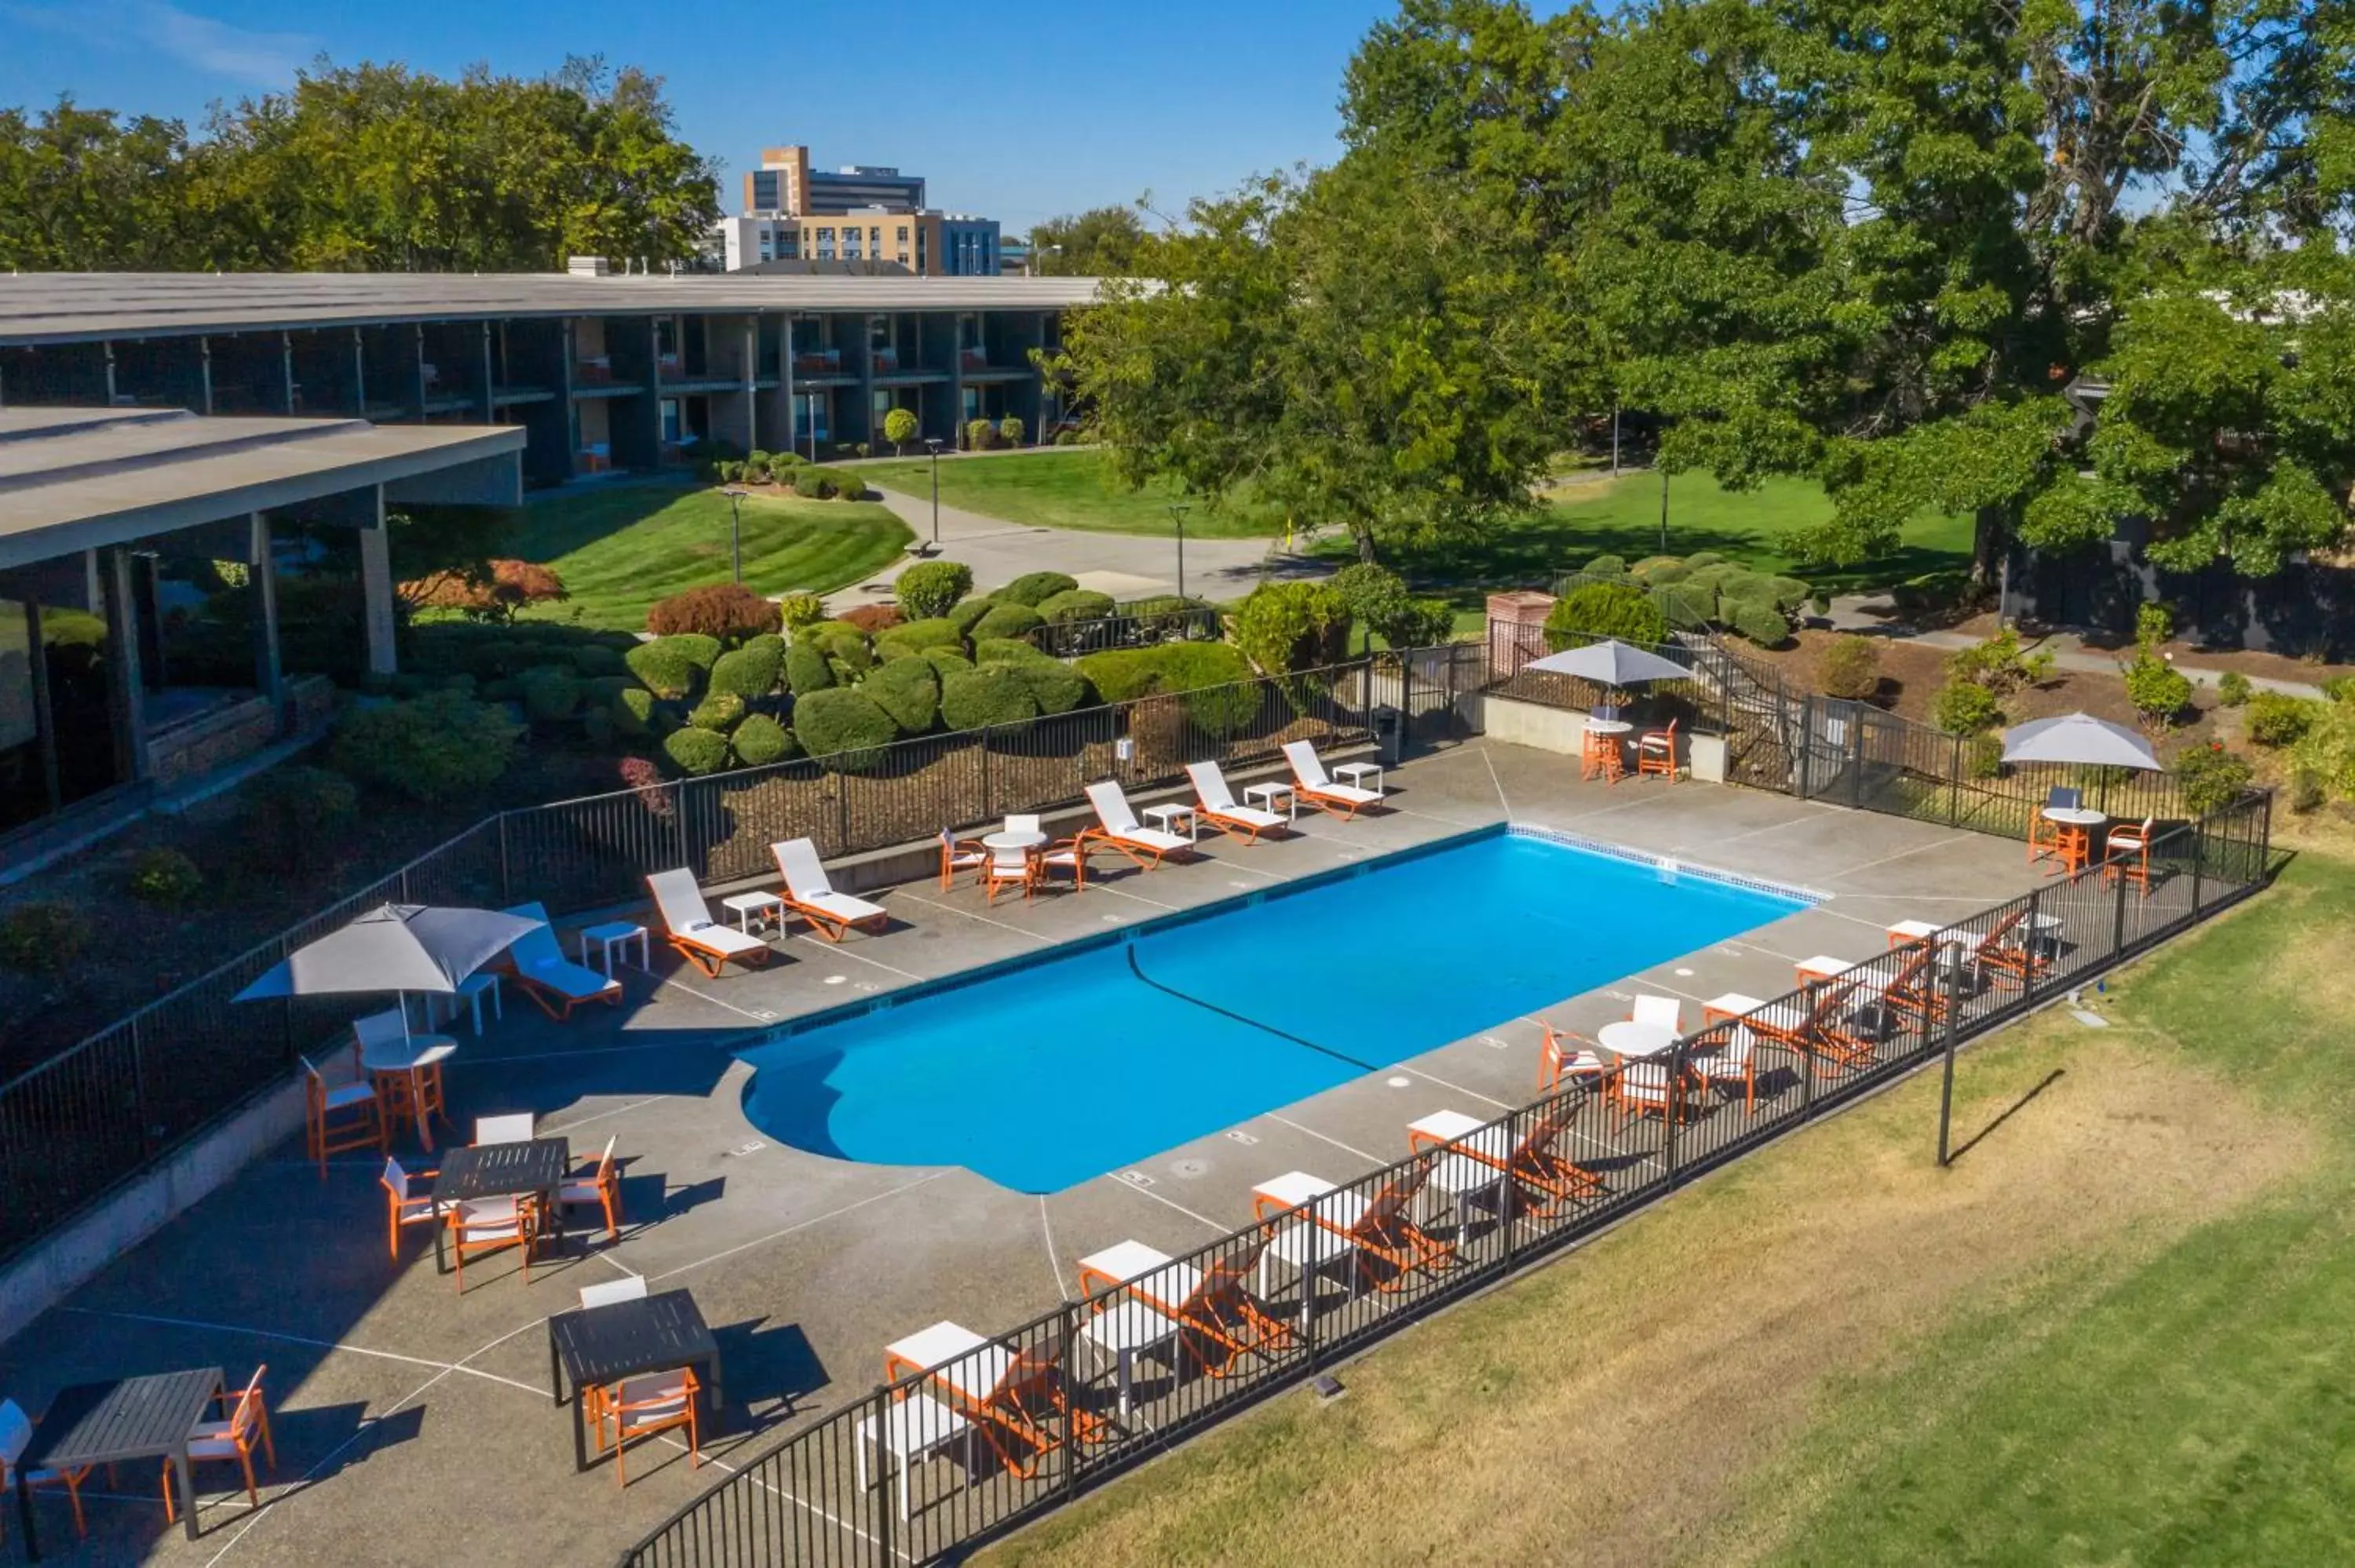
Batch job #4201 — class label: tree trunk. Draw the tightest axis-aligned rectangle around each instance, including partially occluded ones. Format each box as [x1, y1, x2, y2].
[1970, 503, 2009, 589]
[1353, 523, 1377, 563]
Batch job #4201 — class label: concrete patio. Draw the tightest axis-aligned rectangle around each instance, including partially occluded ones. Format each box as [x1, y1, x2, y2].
[0, 740, 2058, 1566]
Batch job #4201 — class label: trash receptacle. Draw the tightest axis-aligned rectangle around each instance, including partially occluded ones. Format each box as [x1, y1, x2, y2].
[1374, 706, 1404, 766]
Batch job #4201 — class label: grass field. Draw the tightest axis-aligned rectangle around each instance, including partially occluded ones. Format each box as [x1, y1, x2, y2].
[1322, 472, 1976, 607]
[503, 480, 911, 630]
[985, 846, 2346, 1567]
[856, 450, 1287, 540]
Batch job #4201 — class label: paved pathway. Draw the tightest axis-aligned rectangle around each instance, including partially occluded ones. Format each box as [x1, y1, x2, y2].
[834, 483, 1331, 606]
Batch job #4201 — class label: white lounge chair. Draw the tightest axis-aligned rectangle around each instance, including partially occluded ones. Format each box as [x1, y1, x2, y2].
[647, 869, 772, 976]
[501, 902, 624, 1019]
[1084, 780, 1192, 868]
[1282, 741, 1382, 819]
[1185, 760, 1287, 844]
[770, 837, 890, 942]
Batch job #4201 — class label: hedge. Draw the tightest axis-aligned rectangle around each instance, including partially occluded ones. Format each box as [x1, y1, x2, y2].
[949, 597, 999, 635]
[730, 712, 799, 767]
[659, 726, 731, 777]
[624, 637, 706, 700]
[784, 642, 835, 696]
[1075, 641, 1255, 703]
[999, 571, 1078, 607]
[876, 618, 966, 658]
[802, 622, 875, 673]
[940, 665, 1041, 730]
[790, 687, 900, 772]
[970, 602, 1046, 642]
[1035, 588, 1116, 625]
[896, 560, 973, 620]
[708, 641, 783, 702]
[1010, 658, 1091, 716]
[517, 666, 581, 724]
[331, 691, 521, 803]
[613, 687, 661, 737]
[922, 649, 975, 678]
[974, 636, 1053, 666]
[689, 691, 747, 732]
[864, 655, 941, 734]
[1544, 582, 1668, 649]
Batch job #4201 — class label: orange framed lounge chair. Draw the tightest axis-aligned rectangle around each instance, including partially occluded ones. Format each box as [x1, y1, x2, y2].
[645, 869, 772, 977]
[1083, 780, 1192, 868]
[1258, 1160, 1457, 1293]
[883, 1322, 1108, 1479]
[499, 902, 623, 1019]
[1185, 760, 1288, 844]
[1879, 945, 1950, 1029]
[1975, 908, 2048, 988]
[164, 1366, 275, 1523]
[1411, 1101, 1605, 1216]
[1075, 1237, 1294, 1379]
[1635, 718, 1680, 781]
[1281, 741, 1383, 819]
[1701, 980, 1864, 1076]
[771, 837, 890, 941]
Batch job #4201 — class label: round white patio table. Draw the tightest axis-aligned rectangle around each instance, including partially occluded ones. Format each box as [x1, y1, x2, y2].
[2041, 807, 2108, 830]
[980, 829, 1047, 853]
[1583, 719, 1635, 738]
[358, 1033, 458, 1152]
[1595, 1019, 1677, 1059]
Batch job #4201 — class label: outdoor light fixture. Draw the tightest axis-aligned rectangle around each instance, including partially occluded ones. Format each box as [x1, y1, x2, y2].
[719, 487, 749, 584]
[1311, 1374, 1345, 1402]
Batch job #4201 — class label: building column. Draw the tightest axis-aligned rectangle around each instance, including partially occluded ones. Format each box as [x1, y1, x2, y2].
[103, 341, 119, 407]
[648, 316, 666, 458]
[360, 486, 398, 676]
[101, 548, 151, 784]
[352, 328, 367, 417]
[279, 330, 297, 414]
[560, 315, 579, 479]
[199, 337, 214, 414]
[743, 323, 759, 453]
[250, 512, 284, 727]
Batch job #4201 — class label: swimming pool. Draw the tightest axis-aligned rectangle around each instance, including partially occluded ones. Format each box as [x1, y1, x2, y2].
[736, 826, 1810, 1192]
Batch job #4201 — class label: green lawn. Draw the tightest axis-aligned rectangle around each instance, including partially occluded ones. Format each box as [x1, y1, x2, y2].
[502, 480, 911, 631]
[856, 450, 1287, 539]
[985, 849, 2346, 1568]
[1319, 472, 1974, 605]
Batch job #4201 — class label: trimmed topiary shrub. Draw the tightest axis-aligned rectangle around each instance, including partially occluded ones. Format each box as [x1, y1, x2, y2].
[949, 596, 998, 635]
[569, 644, 628, 677]
[2172, 742, 2255, 815]
[1544, 581, 1669, 649]
[1583, 553, 1630, 578]
[2246, 689, 2318, 747]
[517, 666, 582, 726]
[875, 618, 966, 658]
[999, 571, 1079, 607]
[659, 726, 731, 777]
[331, 692, 521, 803]
[1035, 588, 1116, 625]
[1010, 658, 1091, 715]
[941, 665, 1042, 730]
[244, 764, 357, 871]
[973, 636, 1050, 666]
[1931, 678, 2003, 735]
[784, 642, 835, 696]
[127, 847, 203, 910]
[791, 687, 900, 771]
[802, 622, 875, 673]
[776, 593, 827, 633]
[970, 602, 1046, 643]
[624, 637, 703, 701]
[689, 691, 747, 732]
[864, 655, 941, 734]
[1076, 641, 1255, 702]
[730, 712, 798, 767]
[613, 686, 661, 737]
[646, 583, 782, 643]
[793, 470, 840, 500]
[708, 641, 783, 702]
[1818, 634, 1882, 700]
[1232, 581, 1350, 676]
[0, 903, 93, 975]
[922, 648, 975, 678]
[1723, 596, 1791, 647]
[839, 603, 904, 635]
[896, 560, 974, 621]
[2216, 669, 2252, 707]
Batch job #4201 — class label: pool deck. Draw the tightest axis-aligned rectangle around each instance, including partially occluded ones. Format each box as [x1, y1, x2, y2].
[0, 742, 2053, 1566]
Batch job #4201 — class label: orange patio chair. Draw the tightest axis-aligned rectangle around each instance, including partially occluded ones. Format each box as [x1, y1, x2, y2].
[301, 1052, 383, 1181]
[1006, 813, 1093, 892]
[557, 1135, 623, 1242]
[1689, 1026, 1762, 1114]
[771, 837, 890, 941]
[939, 827, 988, 889]
[590, 1369, 700, 1486]
[163, 1366, 275, 1523]
[1635, 717, 1680, 782]
[0, 1398, 89, 1542]
[1537, 1023, 1609, 1094]
[447, 1195, 537, 1293]
[983, 841, 1039, 903]
[1581, 724, 1624, 782]
[378, 1156, 440, 1261]
[2104, 815, 2156, 897]
[646, 869, 771, 976]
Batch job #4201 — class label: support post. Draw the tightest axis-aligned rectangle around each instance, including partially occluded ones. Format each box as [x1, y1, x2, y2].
[360, 486, 398, 677]
[279, 330, 296, 413]
[1935, 958, 1965, 1166]
[249, 512, 284, 731]
[352, 326, 367, 415]
[199, 337, 214, 414]
[480, 321, 497, 424]
[101, 547, 151, 784]
[103, 341, 119, 407]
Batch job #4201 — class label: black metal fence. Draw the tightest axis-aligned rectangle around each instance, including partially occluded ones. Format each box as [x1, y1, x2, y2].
[0, 651, 1488, 1269]
[617, 786, 2274, 1568]
[1033, 604, 1223, 659]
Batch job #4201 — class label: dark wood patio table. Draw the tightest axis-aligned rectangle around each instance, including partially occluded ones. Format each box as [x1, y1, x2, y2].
[429, 1136, 570, 1273]
[14, 1366, 223, 1559]
[546, 1289, 723, 1471]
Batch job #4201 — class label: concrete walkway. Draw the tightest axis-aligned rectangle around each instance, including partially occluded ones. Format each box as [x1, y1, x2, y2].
[834, 483, 1331, 606]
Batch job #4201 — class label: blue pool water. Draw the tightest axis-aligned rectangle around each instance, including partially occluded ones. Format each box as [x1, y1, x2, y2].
[737, 828, 1807, 1192]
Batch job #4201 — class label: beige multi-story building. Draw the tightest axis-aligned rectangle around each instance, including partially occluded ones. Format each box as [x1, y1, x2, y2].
[715, 147, 1002, 277]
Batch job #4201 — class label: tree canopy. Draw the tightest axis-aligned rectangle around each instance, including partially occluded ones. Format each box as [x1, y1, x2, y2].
[0, 56, 719, 272]
[1026, 206, 1149, 275]
[1061, 0, 2355, 582]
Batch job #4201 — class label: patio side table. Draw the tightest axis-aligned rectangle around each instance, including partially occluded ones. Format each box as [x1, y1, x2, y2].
[15, 1367, 224, 1558]
[579, 921, 648, 978]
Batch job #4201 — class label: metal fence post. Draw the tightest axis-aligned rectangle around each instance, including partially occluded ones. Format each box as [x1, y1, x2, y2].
[1948, 734, 1963, 827]
[981, 723, 995, 817]
[1798, 695, 1815, 799]
[129, 1016, 154, 1158]
[496, 811, 512, 905]
[2020, 888, 2044, 1005]
[1660, 1045, 1682, 1180]
[672, 781, 690, 873]
[2110, 848, 2130, 957]
[869, 1385, 895, 1563]
[1935, 957, 1966, 1165]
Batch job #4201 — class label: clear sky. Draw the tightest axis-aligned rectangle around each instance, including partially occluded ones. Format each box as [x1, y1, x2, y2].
[0, 0, 1404, 234]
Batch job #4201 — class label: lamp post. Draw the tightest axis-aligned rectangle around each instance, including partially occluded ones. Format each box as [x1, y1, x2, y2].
[1658, 467, 1670, 555]
[1169, 502, 1190, 599]
[719, 487, 748, 584]
[924, 438, 944, 554]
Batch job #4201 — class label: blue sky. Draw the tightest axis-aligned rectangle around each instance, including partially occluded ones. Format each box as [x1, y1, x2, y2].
[0, 0, 1404, 234]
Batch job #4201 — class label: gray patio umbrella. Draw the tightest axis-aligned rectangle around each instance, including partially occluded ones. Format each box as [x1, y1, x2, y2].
[1523, 639, 1691, 686]
[1999, 712, 2162, 771]
[233, 903, 541, 1037]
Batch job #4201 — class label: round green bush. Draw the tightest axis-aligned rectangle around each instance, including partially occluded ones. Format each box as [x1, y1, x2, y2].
[1723, 596, 1791, 647]
[623, 639, 701, 701]
[729, 712, 800, 768]
[688, 691, 747, 733]
[922, 648, 975, 678]
[708, 642, 783, 702]
[784, 642, 835, 697]
[127, 847, 203, 910]
[1543, 582, 1668, 649]
[1818, 634, 1882, 700]
[2247, 690, 2320, 747]
[1184, 676, 1262, 739]
[1075, 641, 1254, 703]
[1684, 551, 1726, 568]
[582, 708, 615, 748]
[613, 686, 659, 737]
[568, 644, 628, 677]
[896, 560, 974, 621]
[1232, 581, 1350, 676]
[776, 593, 826, 632]
[999, 571, 1079, 607]
[948, 596, 999, 635]
[790, 687, 901, 771]
[970, 602, 1046, 643]
[804, 622, 875, 673]
[1583, 553, 1629, 578]
[1011, 658, 1091, 716]
[1035, 588, 1116, 625]
[330, 692, 521, 804]
[672, 634, 724, 669]
[974, 636, 1052, 666]
[793, 470, 840, 500]
[1631, 556, 1689, 584]
[864, 655, 941, 733]
[0, 903, 93, 975]
[875, 618, 966, 658]
[659, 726, 732, 778]
[1931, 678, 2003, 735]
[518, 666, 582, 725]
[2216, 669, 2253, 708]
[243, 764, 357, 871]
[941, 665, 1042, 730]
